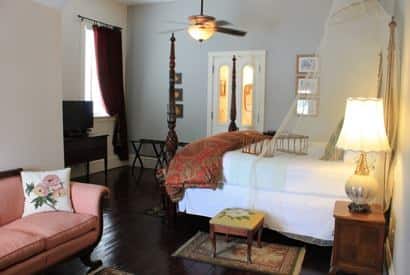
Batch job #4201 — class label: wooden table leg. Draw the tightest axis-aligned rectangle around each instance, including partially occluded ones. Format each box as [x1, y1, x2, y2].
[247, 231, 252, 264]
[257, 226, 263, 248]
[210, 226, 216, 258]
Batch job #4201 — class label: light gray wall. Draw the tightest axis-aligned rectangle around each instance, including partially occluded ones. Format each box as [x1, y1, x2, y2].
[0, 0, 64, 170]
[61, 0, 129, 176]
[390, 0, 410, 274]
[126, 0, 331, 142]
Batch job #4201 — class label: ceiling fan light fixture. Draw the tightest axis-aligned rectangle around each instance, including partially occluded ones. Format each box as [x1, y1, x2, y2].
[188, 25, 215, 42]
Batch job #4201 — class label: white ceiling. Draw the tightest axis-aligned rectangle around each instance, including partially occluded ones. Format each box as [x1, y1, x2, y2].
[116, 0, 175, 5]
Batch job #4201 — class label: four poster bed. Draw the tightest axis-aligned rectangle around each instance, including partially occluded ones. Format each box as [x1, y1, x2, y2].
[159, 17, 397, 245]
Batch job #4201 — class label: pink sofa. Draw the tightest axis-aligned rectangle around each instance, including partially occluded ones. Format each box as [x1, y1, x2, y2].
[0, 169, 109, 275]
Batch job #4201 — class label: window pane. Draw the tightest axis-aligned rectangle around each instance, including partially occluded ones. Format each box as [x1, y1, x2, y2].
[242, 65, 254, 126]
[84, 26, 109, 117]
[218, 65, 229, 124]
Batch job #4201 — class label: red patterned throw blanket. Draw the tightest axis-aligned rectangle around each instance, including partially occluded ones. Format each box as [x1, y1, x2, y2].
[165, 131, 269, 202]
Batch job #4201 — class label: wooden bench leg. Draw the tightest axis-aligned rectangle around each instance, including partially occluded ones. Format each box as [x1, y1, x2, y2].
[257, 226, 263, 248]
[210, 225, 216, 258]
[247, 232, 252, 264]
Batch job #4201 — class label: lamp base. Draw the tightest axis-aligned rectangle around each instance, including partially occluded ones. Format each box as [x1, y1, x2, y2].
[348, 202, 371, 213]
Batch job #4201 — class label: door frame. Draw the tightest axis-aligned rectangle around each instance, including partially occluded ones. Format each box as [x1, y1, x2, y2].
[207, 50, 266, 136]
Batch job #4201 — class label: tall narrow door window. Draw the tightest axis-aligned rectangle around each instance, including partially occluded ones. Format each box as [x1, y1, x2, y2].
[218, 65, 230, 124]
[84, 26, 109, 117]
[207, 51, 266, 136]
[241, 65, 254, 126]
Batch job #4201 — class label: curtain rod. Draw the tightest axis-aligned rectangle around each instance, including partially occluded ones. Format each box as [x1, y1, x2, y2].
[77, 15, 122, 30]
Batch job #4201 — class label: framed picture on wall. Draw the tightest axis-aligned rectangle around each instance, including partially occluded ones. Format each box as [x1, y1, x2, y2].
[297, 55, 318, 75]
[296, 77, 319, 95]
[296, 98, 319, 116]
[174, 88, 183, 101]
[175, 104, 184, 118]
[175, 73, 183, 84]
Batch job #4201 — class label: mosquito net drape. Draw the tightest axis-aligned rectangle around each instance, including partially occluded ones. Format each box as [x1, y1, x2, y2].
[247, 0, 396, 211]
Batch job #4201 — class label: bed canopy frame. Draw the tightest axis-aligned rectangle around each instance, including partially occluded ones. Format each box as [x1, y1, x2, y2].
[161, 16, 397, 219]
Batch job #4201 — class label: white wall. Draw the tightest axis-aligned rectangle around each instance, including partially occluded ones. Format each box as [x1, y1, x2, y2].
[390, 0, 410, 274]
[61, 0, 129, 175]
[126, 0, 331, 143]
[0, 0, 64, 171]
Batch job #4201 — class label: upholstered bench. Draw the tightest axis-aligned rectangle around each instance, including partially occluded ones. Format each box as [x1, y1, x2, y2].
[209, 208, 264, 264]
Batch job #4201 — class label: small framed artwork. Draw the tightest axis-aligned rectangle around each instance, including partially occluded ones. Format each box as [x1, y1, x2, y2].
[296, 98, 319, 116]
[296, 77, 319, 95]
[174, 88, 183, 101]
[297, 55, 318, 75]
[175, 104, 184, 118]
[175, 73, 182, 84]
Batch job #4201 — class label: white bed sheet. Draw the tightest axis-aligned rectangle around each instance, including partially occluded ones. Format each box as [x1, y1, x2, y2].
[179, 185, 348, 243]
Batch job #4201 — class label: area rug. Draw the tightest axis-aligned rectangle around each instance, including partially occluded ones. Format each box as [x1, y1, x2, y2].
[91, 267, 134, 275]
[172, 231, 305, 275]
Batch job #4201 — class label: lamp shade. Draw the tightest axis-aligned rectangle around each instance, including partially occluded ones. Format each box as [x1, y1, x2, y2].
[188, 25, 215, 42]
[336, 97, 390, 152]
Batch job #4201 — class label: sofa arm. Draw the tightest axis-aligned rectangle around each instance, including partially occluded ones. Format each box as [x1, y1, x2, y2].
[71, 182, 110, 216]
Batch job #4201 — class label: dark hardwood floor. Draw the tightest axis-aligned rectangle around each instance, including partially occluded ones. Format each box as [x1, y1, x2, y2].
[45, 167, 332, 275]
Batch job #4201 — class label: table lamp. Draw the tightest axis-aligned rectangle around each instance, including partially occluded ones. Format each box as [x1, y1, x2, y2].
[336, 98, 390, 213]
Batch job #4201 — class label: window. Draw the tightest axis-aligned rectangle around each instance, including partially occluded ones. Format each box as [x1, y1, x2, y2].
[241, 65, 254, 126]
[84, 26, 109, 117]
[218, 65, 229, 124]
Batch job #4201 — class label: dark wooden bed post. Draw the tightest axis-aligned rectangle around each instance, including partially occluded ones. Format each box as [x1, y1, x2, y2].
[166, 33, 179, 161]
[228, 55, 239, 132]
[160, 33, 178, 221]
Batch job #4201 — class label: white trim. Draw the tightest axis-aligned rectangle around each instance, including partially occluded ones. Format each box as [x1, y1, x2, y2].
[207, 50, 267, 58]
[207, 50, 266, 135]
[206, 54, 214, 136]
[385, 238, 395, 275]
[80, 22, 87, 100]
[70, 156, 129, 178]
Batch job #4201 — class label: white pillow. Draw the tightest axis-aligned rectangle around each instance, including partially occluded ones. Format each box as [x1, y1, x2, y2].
[21, 168, 73, 217]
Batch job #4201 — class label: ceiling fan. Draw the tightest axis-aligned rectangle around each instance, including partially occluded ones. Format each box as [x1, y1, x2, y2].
[164, 0, 247, 42]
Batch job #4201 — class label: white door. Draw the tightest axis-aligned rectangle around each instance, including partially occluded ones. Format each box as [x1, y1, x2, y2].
[207, 51, 266, 136]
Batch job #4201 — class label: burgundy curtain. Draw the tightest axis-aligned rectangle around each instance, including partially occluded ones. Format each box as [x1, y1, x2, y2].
[93, 25, 129, 160]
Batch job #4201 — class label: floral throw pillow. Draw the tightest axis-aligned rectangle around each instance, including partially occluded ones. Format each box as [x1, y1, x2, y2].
[21, 168, 73, 217]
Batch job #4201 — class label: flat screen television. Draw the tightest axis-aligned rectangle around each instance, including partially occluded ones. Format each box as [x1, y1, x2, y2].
[63, 101, 93, 137]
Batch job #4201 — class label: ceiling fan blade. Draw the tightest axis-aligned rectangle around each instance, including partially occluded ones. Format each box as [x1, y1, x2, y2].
[215, 27, 247, 36]
[215, 20, 232, 26]
[158, 28, 186, 34]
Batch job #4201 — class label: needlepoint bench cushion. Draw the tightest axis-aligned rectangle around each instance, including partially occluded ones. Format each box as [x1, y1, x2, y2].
[210, 208, 265, 230]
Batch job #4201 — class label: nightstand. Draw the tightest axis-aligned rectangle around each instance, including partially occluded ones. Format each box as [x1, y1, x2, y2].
[330, 201, 385, 275]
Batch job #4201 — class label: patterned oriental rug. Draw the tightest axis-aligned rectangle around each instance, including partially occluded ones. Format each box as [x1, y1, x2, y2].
[173, 232, 305, 275]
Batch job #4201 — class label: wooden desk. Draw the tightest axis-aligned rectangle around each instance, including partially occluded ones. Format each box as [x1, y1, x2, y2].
[330, 201, 385, 275]
[64, 135, 108, 183]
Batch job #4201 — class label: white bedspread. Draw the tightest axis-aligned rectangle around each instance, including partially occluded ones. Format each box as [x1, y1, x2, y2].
[179, 149, 354, 244]
[223, 150, 354, 197]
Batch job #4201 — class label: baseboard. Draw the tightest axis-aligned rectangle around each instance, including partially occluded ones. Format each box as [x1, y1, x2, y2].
[70, 156, 129, 178]
[385, 238, 395, 275]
